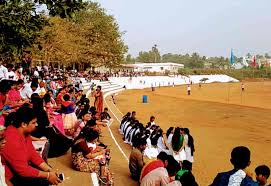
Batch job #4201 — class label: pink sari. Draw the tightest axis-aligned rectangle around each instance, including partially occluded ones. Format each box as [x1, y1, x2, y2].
[45, 102, 65, 134]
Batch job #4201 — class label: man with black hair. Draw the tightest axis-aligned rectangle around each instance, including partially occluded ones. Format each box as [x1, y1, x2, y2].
[210, 146, 258, 186]
[140, 152, 170, 185]
[1, 107, 61, 186]
[129, 138, 147, 181]
[20, 81, 40, 100]
[255, 165, 271, 186]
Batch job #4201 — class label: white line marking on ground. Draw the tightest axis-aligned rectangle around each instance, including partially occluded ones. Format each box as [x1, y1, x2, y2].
[104, 91, 129, 162]
[90, 173, 99, 186]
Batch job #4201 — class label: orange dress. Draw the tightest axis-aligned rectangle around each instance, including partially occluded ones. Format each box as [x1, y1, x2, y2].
[94, 91, 103, 117]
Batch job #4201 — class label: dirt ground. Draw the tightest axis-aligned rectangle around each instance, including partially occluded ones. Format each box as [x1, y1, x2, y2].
[106, 81, 271, 186]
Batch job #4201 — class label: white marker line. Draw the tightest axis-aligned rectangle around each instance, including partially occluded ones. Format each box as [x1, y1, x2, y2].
[103, 91, 129, 162]
[111, 100, 123, 116]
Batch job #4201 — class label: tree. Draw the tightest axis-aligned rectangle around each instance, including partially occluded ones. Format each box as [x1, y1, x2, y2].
[33, 2, 127, 68]
[0, 0, 85, 62]
[0, 0, 47, 62]
[137, 51, 151, 62]
[125, 54, 136, 64]
[37, 0, 86, 18]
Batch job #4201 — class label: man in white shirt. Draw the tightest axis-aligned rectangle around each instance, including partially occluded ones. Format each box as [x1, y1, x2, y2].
[6, 64, 16, 80]
[0, 62, 8, 80]
[20, 82, 40, 99]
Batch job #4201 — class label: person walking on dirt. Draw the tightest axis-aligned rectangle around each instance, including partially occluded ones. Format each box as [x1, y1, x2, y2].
[187, 85, 191, 95]
[241, 83, 245, 92]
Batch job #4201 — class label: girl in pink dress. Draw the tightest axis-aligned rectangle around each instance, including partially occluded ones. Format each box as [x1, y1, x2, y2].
[43, 93, 65, 134]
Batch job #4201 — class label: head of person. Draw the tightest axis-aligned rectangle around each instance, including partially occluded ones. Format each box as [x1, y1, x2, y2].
[80, 111, 91, 122]
[104, 107, 109, 113]
[157, 152, 169, 167]
[85, 129, 99, 143]
[166, 155, 181, 177]
[96, 85, 101, 92]
[13, 107, 38, 136]
[131, 111, 136, 119]
[79, 127, 99, 143]
[124, 112, 131, 118]
[30, 82, 38, 92]
[39, 81, 45, 88]
[178, 171, 198, 186]
[166, 127, 174, 138]
[31, 96, 44, 112]
[150, 116, 155, 122]
[43, 93, 51, 104]
[230, 146, 251, 170]
[182, 160, 193, 171]
[86, 119, 99, 132]
[63, 94, 70, 101]
[16, 79, 24, 90]
[255, 165, 270, 185]
[7, 63, 14, 72]
[0, 80, 11, 94]
[133, 138, 147, 152]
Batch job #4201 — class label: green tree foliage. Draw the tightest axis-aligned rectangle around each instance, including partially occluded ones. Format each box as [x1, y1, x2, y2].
[0, 0, 85, 62]
[0, 0, 47, 62]
[36, 0, 86, 18]
[33, 2, 127, 67]
[136, 45, 161, 63]
[125, 54, 136, 64]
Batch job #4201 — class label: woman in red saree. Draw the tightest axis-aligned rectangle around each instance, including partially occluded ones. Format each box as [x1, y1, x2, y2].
[94, 86, 103, 119]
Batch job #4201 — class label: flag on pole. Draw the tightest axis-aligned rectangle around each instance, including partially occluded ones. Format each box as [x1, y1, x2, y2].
[230, 49, 235, 65]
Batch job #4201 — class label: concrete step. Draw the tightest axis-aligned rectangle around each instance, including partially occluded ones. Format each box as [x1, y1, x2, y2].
[103, 86, 124, 93]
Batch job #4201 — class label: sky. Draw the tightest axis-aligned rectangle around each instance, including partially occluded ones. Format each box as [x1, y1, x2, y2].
[94, 0, 271, 57]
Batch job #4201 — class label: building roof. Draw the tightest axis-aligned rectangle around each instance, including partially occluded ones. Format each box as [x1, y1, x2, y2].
[122, 62, 184, 68]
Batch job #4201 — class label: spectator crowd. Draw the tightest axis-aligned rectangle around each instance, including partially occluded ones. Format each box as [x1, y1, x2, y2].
[0, 61, 114, 186]
[0, 60, 270, 186]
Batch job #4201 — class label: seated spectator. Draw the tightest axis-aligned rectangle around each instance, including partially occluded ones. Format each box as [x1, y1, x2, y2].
[144, 131, 159, 159]
[174, 160, 198, 186]
[7, 79, 25, 108]
[71, 127, 112, 184]
[20, 81, 39, 100]
[119, 112, 131, 132]
[1, 107, 61, 186]
[43, 93, 64, 135]
[171, 128, 186, 162]
[140, 152, 170, 186]
[255, 165, 271, 186]
[129, 138, 147, 181]
[210, 146, 258, 186]
[0, 126, 8, 186]
[147, 116, 156, 127]
[73, 110, 91, 138]
[100, 107, 113, 125]
[183, 128, 195, 163]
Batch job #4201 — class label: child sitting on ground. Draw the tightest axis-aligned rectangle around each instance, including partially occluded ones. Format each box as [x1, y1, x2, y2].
[100, 107, 113, 125]
[255, 165, 271, 186]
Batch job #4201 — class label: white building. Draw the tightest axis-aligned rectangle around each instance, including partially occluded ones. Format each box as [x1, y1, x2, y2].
[122, 62, 184, 73]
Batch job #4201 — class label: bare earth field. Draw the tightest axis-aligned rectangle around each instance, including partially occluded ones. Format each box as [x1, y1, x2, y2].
[106, 81, 271, 186]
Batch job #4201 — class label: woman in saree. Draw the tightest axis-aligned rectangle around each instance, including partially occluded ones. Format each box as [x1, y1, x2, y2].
[72, 127, 112, 185]
[94, 86, 103, 119]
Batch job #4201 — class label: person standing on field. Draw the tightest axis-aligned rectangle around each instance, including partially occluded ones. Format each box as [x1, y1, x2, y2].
[187, 85, 191, 95]
[241, 83, 245, 92]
